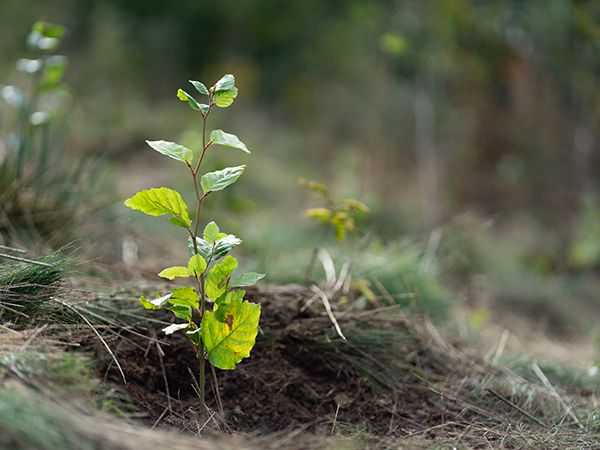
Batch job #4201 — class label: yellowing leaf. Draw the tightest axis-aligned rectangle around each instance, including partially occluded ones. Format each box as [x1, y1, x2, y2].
[299, 178, 330, 196]
[158, 266, 190, 280]
[334, 222, 347, 242]
[124, 187, 191, 227]
[201, 298, 261, 370]
[214, 290, 245, 321]
[341, 198, 369, 213]
[303, 207, 332, 223]
[331, 212, 354, 243]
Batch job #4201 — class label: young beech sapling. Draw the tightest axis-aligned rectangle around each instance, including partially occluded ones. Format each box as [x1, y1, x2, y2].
[124, 74, 263, 409]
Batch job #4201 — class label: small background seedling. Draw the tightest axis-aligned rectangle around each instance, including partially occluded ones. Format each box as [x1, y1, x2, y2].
[300, 178, 369, 283]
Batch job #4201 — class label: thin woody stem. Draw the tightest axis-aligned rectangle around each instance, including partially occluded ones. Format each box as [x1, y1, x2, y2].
[187, 95, 213, 412]
[193, 273, 206, 407]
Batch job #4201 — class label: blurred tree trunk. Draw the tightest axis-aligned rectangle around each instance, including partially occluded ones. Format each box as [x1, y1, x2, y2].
[413, 81, 441, 228]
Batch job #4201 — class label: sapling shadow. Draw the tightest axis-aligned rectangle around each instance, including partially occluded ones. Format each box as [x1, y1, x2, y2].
[124, 74, 263, 411]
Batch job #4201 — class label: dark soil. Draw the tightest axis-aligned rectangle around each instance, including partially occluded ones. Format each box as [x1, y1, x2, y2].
[8, 278, 591, 449]
[97, 286, 484, 438]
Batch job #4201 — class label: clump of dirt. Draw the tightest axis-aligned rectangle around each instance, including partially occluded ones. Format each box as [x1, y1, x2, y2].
[98, 285, 487, 437]
[105, 283, 597, 447]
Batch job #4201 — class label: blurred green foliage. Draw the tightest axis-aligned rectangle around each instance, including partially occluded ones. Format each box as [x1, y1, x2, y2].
[1, 1, 598, 240]
[569, 194, 600, 269]
[0, 21, 105, 246]
[1, 2, 599, 321]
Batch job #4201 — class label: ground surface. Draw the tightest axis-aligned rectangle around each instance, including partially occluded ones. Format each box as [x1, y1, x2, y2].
[2, 263, 600, 449]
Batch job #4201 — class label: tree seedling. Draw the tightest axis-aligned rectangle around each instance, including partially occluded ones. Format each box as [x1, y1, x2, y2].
[124, 74, 263, 410]
[300, 178, 368, 281]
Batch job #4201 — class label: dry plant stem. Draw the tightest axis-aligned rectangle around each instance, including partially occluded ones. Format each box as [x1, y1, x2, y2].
[305, 225, 328, 283]
[0, 252, 53, 267]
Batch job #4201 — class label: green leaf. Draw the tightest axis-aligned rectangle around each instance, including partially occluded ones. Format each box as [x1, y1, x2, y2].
[40, 56, 67, 90]
[167, 304, 192, 321]
[177, 89, 202, 111]
[205, 256, 238, 301]
[189, 234, 242, 260]
[210, 130, 250, 153]
[163, 323, 189, 335]
[230, 272, 265, 288]
[146, 140, 193, 164]
[211, 234, 243, 259]
[28, 22, 65, 51]
[124, 187, 191, 227]
[139, 297, 155, 310]
[188, 254, 207, 276]
[167, 217, 187, 227]
[186, 328, 201, 346]
[169, 286, 200, 309]
[32, 21, 66, 39]
[189, 80, 208, 95]
[201, 297, 261, 370]
[139, 293, 171, 310]
[158, 266, 190, 280]
[203, 221, 220, 244]
[214, 87, 238, 107]
[201, 166, 245, 194]
[214, 74, 235, 92]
